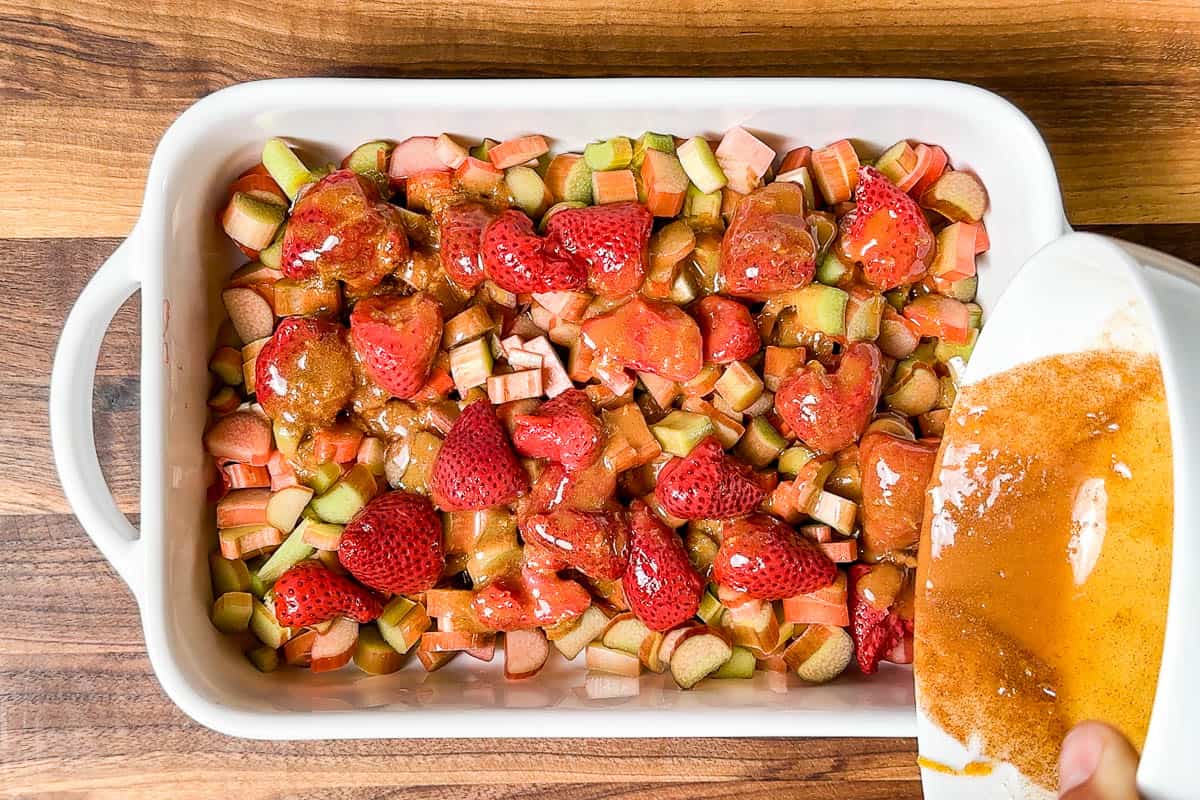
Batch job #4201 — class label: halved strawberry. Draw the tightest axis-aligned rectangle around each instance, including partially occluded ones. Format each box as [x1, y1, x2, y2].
[281, 170, 410, 292]
[338, 491, 445, 595]
[714, 515, 837, 600]
[521, 508, 629, 581]
[481, 210, 587, 293]
[858, 431, 939, 558]
[774, 342, 883, 454]
[436, 201, 496, 290]
[272, 560, 383, 627]
[691, 295, 760, 364]
[720, 182, 815, 298]
[837, 166, 934, 290]
[543, 201, 653, 297]
[255, 316, 354, 430]
[511, 389, 604, 471]
[519, 460, 618, 517]
[848, 563, 912, 674]
[654, 437, 766, 520]
[431, 401, 529, 511]
[622, 500, 704, 632]
[349, 293, 443, 400]
[579, 296, 703, 382]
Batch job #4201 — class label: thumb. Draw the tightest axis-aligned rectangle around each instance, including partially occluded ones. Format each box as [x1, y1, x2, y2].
[1058, 721, 1141, 800]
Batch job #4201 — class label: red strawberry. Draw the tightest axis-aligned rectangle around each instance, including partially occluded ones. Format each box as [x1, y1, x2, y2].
[521, 508, 629, 581]
[720, 182, 815, 298]
[348, 293, 443, 399]
[272, 560, 383, 627]
[337, 491, 445, 594]
[713, 514, 836, 600]
[622, 500, 704, 631]
[520, 460, 618, 517]
[579, 296, 703, 382]
[255, 316, 354, 429]
[848, 563, 912, 674]
[436, 201, 495, 290]
[774, 342, 883, 454]
[511, 389, 604, 470]
[281, 170, 409, 292]
[654, 437, 767, 520]
[431, 400, 529, 511]
[481, 210, 586, 293]
[544, 201, 653, 296]
[471, 554, 592, 631]
[858, 431, 939, 558]
[691, 296, 760, 365]
[838, 166, 934, 290]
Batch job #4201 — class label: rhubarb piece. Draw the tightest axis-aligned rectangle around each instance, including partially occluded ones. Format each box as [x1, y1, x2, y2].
[602, 613, 653, 655]
[250, 597, 293, 648]
[344, 140, 393, 176]
[920, 170, 989, 223]
[216, 488, 271, 529]
[306, 461, 343, 495]
[283, 628, 317, 666]
[209, 346, 244, 386]
[210, 552, 252, 595]
[310, 463, 378, 524]
[816, 251, 852, 287]
[810, 139, 860, 204]
[501, 628, 550, 679]
[586, 643, 642, 677]
[846, 290, 886, 343]
[810, 490, 857, 536]
[311, 424, 363, 465]
[255, 525, 316, 586]
[211, 591, 254, 633]
[544, 154, 593, 204]
[775, 166, 816, 212]
[421, 630, 494, 655]
[377, 597, 430, 654]
[735, 416, 787, 468]
[632, 132, 675, 168]
[651, 410, 715, 457]
[552, 605, 611, 660]
[310, 617, 359, 672]
[762, 347, 805, 393]
[638, 371, 679, 410]
[247, 645, 279, 672]
[679, 397, 744, 449]
[505, 165, 553, 218]
[934, 328, 979, 364]
[299, 520, 344, 551]
[442, 305, 494, 349]
[264, 485, 314, 532]
[455, 156, 506, 195]
[258, 227, 286, 270]
[488, 135, 550, 170]
[669, 627, 732, 689]
[782, 572, 849, 626]
[388, 137, 447, 181]
[261, 138, 313, 199]
[584, 137, 634, 171]
[639, 148, 689, 217]
[272, 278, 341, 317]
[884, 358, 941, 416]
[677, 137, 727, 193]
[930, 221, 979, 282]
[590, 168, 638, 205]
[777, 445, 815, 478]
[397, 430, 442, 495]
[221, 287, 275, 344]
[715, 127, 774, 181]
[532, 290, 591, 322]
[683, 185, 722, 229]
[711, 645, 756, 679]
[432, 133, 468, 169]
[218, 524, 284, 559]
[351, 624, 405, 674]
[584, 672, 641, 699]
[486, 370, 543, 403]
[448, 338, 494, 392]
[714, 361, 764, 413]
[725, 599, 781, 654]
[873, 140, 919, 187]
[784, 623, 853, 684]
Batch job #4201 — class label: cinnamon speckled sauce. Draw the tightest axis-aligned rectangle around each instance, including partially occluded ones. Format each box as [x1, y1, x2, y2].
[915, 350, 1172, 792]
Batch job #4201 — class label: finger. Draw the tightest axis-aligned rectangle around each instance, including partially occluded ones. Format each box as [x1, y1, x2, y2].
[1059, 720, 1141, 800]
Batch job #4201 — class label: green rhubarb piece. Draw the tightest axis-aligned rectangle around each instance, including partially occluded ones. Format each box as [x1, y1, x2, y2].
[934, 328, 979, 363]
[651, 410, 716, 457]
[884, 289, 908, 312]
[248, 569, 268, 599]
[210, 551, 252, 595]
[261, 137, 313, 199]
[684, 184, 723, 228]
[966, 302, 983, 329]
[735, 416, 787, 468]
[778, 445, 816, 478]
[943, 274, 978, 303]
[211, 591, 253, 633]
[247, 645, 280, 672]
[250, 598, 292, 648]
[227, 193, 286, 244]
[714, 361, 764, 412]
[685, 526, 720, 574]
[779, 165, 816, 212]
[300, 521, 345, 550]
[354, 624, 405, 675]
[676, 137, 727, 194]
[469, 138, 498, 160]
[816, 252, 852, 287]
[538, 200, 586, 233]
[584, 137, 634, 171]
[505, 166, 550, 217]
[345, 140, 394, 176]
[272, 419, 302, 459]
[254, 525, 315, 586]
[448, 336, 494, 391]
[791, 284, 848, 337]
[306, 461, 343, 494]
[873, 141, 916, 186]
[712, 645, 757, 679]
[311, 463, 377, 524]
[377, 596, 422, 654]
[561, 157, 594, 204]
[632, 131, 676, 168]
[697, 590, 723, 625]
[846, 293, 886, 343]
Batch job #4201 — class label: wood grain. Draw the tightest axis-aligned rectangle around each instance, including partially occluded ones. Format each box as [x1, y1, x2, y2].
[3, 0, 1200, 237]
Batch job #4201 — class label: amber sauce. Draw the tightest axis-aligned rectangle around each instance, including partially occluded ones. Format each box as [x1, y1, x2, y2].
[916, 351, 1172, 790]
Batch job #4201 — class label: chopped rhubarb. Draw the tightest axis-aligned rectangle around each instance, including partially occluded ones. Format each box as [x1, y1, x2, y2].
[388, 136, 448, 181]
[930, 221, 979, 281]
[221, 287, 275, 344]
[312, 423, 364, 465]
[920, 169, 989, 223]
[204, 411, 271, 466]
[486, 369, 543, 403]
[677, 137, 728, 193]
[591, 169, 638, 205]
[715, 127, 776, 182]
[907, 143, 948, 197]
[810, 139, 860, 204]
[488, 135, 550, 170]
[544, 154, 593, 204]
[455, 156, 505, 195]
[903, 294, 973, 344]
[639, 149, 689, 217]
[520, 336, 572, 398]
[449, 338, 494, 392]
[779, 146, 813, 173]
[434, 133, 469, 169]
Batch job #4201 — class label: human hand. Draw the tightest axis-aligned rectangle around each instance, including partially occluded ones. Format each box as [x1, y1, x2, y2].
[1059, 721, 1141, 800]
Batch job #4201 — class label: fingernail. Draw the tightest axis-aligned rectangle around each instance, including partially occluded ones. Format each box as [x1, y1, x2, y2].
[1059, 725, 1104, 795]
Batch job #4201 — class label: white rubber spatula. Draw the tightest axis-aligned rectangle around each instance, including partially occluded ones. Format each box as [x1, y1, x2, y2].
[915, 232, 1200, 800]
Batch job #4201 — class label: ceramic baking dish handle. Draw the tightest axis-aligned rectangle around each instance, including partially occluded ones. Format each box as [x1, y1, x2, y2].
[50, 230, 144, 599]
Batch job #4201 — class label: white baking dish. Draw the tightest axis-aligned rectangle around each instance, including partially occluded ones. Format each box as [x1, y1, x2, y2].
[50, 78, 1068, 740]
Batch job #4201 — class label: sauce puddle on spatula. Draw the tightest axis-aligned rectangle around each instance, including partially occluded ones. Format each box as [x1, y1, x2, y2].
[915, 350, 1172, 791]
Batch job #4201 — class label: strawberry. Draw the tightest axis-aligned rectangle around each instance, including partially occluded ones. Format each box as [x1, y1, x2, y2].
[837, 166, 934, 290]
[281, 170, 410, 292]
[622, 500, 704, 631]
[511, 389, 604, 470]
[431, 400, 529, 511]
[481, 209, 587, 293]
[255, 316, 354, 430]
[272, 560, 383, 627]
[713, 514, 836, 600]
[436, 201, 494, 290]
[691, 296, 760, 365]
[348, 293, 443, 399]
[720, 182, 815, 298]
[848, 563, 913, 674]
[521, 508, 629, 581]
[654, 437, 767, 520]
[519, 460, 618, 517]
[774, 342, 883, 454]
[337, 491, 445, 594]
[858, 431, 939, 558]
[579, 296, 703, 382]
[543, 201, 653, 296]
[471, 554, 592, 631]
